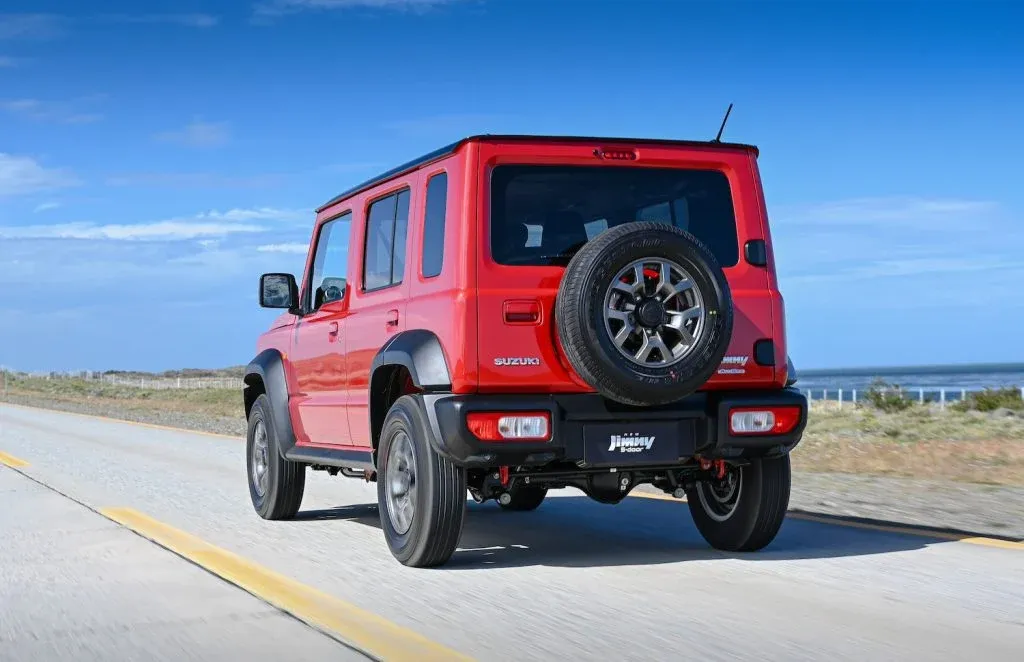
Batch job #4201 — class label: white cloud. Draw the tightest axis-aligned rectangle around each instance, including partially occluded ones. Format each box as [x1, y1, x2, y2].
[255, 0, 466, 16]
[197, 207, 309, 223]
[0, 56, 20, 67]
[98, 14, 219, 28]
[0, 206, 306, 242]
[0, 14, 64, 40]
[154, 120, 230, 148]
[0, 221, 266, 241]
[0, 153, 79, 197]
[257, 242, 308, 253]
[775, 196, 998, 229]
[33, 201, 60, 213]
[1, 96, 105, 124]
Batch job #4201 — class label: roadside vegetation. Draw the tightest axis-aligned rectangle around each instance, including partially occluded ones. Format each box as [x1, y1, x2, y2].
[795, 380, 1023, 485]
[2, 371, 1021, 486]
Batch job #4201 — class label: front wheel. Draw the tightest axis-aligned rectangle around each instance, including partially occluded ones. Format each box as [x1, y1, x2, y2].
[686, 454, 791, 552]
[377, 395, 467, 568]
[247, 393, 305, 520]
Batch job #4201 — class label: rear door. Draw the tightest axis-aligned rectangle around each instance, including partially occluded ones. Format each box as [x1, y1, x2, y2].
[342, 184, 413, 448]
[474, 140, 773, 393]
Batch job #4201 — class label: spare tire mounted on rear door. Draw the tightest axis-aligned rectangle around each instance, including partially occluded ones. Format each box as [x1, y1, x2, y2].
[555, 221, 734, 407]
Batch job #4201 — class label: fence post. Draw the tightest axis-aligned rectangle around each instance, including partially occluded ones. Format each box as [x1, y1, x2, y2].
[940, 388, 946, 410]
[838, 388, 843, 409]
[918, 388, 924, 404]
[961, 388, 967, 402]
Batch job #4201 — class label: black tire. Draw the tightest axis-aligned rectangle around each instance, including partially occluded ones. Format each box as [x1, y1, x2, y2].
[686, 454, 791, 552]
[555, 221, 733, 407]
[377, 395, 467, 568]
[247, 393, 305, 520]
[498, 486, 548, 511]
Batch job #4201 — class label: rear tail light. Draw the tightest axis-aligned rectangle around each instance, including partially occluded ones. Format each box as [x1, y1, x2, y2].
[466, 412, 551, 441]
[728, 406, 801, 436]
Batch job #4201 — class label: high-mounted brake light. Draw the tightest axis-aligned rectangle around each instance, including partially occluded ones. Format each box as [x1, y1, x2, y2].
[467, 412, 551, 441]
[594, 148, 637, 161]
[728, 406, 801, 436]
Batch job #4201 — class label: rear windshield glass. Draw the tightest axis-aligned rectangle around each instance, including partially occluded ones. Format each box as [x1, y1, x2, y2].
[489, 165, 739, 267]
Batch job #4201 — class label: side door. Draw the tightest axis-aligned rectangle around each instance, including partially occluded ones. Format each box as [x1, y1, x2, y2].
[343, 185, 413, 448]
[287, 211, 354, 448]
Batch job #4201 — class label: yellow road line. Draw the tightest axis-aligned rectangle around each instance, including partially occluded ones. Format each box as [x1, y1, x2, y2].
[99, 507, 472, 662]
[0, 450, 29, 468]
[630, 491, 1024, 550]
[0, 401, 241, 440]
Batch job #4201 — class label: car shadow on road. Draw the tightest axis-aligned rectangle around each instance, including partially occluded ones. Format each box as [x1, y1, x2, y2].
[296, 492, 940, 570]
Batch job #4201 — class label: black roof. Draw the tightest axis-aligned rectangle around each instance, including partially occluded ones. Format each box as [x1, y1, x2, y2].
[315, 134, 759, 213]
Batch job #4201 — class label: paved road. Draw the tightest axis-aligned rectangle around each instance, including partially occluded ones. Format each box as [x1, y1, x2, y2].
[1, 403, 1022, 661]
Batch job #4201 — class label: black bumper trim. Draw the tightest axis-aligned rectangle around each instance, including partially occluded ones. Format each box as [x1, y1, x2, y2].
[422, 387, 807, 468]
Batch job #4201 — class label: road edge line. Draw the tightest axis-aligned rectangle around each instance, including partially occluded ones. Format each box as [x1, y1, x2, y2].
[99, 507, 473, 662]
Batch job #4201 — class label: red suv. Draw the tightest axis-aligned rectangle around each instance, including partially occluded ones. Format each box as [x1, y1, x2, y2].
[245, 134, 807, 568]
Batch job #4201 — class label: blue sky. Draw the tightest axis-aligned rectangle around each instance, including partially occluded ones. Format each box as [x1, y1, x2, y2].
[1, 0, 1022, 372]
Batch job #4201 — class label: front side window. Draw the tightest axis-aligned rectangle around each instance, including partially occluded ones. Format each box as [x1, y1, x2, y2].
[489, 165, 739, 267]
[308, 212, 351, 311]
[363, 188, 410, 290]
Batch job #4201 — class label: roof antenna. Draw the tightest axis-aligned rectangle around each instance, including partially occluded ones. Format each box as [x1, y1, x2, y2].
[712, 103, 734, 143]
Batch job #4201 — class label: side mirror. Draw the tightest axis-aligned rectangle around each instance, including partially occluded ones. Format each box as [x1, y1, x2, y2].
[259, 273, 299, 311]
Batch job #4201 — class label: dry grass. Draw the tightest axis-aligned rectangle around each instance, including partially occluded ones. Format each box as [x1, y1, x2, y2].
[795, 401, 1024, 485]
[3, 375, 1022, 486]
[1, 375, 241, 419]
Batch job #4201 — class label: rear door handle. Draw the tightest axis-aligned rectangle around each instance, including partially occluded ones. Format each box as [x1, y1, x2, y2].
[386, 309, 399, 327]
[328, 321, 339, 336]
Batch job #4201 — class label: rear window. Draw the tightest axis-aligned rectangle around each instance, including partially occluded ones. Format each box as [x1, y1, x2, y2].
[489, 165, 740, 267]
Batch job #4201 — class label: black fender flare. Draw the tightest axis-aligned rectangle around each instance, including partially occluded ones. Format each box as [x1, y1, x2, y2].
[244, 348, 297, 458]
[368, 329, 451, 454]
[785, 355, 798, 387]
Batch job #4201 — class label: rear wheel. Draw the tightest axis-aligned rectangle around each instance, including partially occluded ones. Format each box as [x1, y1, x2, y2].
[498, 485, 548, 511]
[377, 395, 467, 567]
[247, 394, 305, 520]
[686, 454, 791, 551]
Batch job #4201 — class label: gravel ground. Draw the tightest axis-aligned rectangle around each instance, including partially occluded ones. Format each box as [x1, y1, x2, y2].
[4, 392, 1022, 541]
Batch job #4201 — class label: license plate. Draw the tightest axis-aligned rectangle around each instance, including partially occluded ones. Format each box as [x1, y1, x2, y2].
[582, 421, 690, 467]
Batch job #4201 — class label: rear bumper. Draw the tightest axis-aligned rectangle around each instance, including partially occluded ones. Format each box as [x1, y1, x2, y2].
[420, 387, 808, 468]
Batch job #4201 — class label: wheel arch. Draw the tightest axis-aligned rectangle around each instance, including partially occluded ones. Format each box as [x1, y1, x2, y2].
[369, 329, 451, 461]
[244, 348, 297, 458]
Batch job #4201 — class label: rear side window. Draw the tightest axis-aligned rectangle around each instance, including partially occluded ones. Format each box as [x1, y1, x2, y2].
[489, 165, 739, 267]
[363, 188, 410, 290]
[421, 173, 447, 278]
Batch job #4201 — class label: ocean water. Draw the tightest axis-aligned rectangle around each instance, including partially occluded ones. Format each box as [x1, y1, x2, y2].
[792, 363, 1024, 403]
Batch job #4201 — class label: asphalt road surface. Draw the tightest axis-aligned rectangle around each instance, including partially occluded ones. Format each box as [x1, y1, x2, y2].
[2, 403, 1022, 662]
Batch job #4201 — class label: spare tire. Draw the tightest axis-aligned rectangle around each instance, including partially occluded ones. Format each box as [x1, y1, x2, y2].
[554, 222, 733, 407]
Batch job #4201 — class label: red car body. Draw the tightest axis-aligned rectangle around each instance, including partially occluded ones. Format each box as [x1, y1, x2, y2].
[255, 136, 791, 455]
